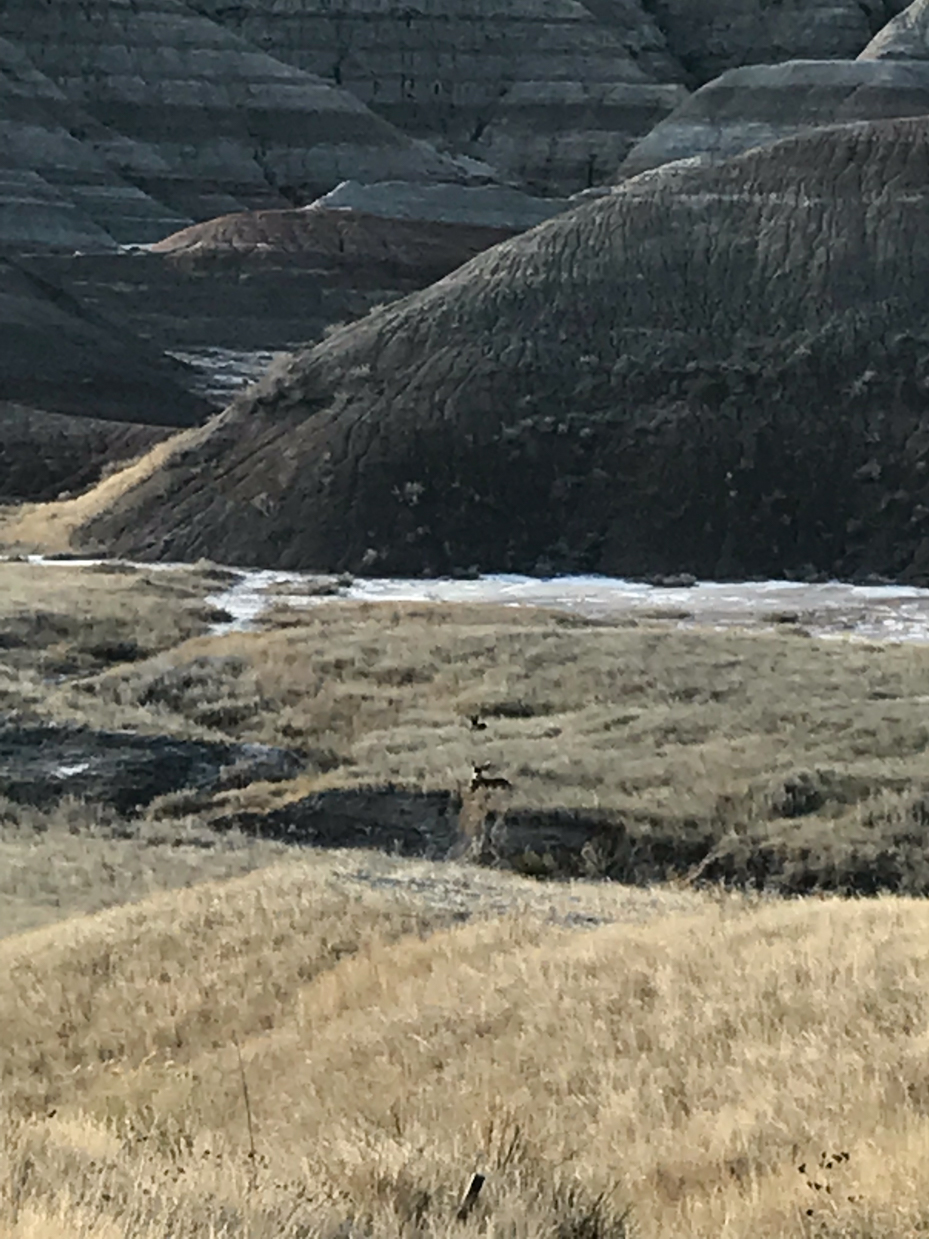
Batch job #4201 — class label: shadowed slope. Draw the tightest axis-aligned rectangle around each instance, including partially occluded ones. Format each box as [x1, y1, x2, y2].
[0, 259, 207, 427]
[59, 118, 929, 582]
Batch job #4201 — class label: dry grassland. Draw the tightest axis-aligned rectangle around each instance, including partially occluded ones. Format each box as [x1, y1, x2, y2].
[56, 599, 929, 889]
[2, 871, 929, 1239]
[0, 796, 291, 938]
[0, 560, 230, 681]
[5, 568, 929, 1237]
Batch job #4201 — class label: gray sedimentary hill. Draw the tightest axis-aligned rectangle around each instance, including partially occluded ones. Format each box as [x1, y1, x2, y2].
[860, 0, 929, 57]
[70, 118, 929, 585]
[0, 0, 466, 232]
[0, 36, 187, 249]
[619, 59, 929, 177]
[188, 0, 689, 193]
[190, 0, 910, 192]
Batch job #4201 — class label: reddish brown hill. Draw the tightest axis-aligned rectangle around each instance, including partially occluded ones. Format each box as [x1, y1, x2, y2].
[151, 207, 517, 286]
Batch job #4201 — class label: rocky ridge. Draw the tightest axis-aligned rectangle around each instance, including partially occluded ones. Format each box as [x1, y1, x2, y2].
[620, 58, 929, 176]
[65, 118, 929, 585]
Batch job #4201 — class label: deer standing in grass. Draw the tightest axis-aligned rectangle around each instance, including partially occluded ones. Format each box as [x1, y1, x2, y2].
[470, 763, 512, 792]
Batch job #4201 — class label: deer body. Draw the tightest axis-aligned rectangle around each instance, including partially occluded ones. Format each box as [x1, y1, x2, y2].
[470, 763, 512, 792]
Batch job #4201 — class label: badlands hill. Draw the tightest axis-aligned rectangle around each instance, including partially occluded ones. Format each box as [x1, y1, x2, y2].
[619, 58, 929, 176]
[55, 117, 929, 583]
[0, 0, 467, 251]
[192, 0, 907, 190]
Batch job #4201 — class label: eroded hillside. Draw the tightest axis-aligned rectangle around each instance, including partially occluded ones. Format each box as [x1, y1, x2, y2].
[45, 117, 929, 584]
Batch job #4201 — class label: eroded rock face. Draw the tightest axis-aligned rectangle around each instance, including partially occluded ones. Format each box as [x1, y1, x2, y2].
[189, 0, 689, 194]
[0, 0, 466, 239]
[646, 0, 908, 83]
[0, 724, 303, 812]
[860, 0, 929, 58]
[71, 119, 929, 585]
[619, 59, 929, 177]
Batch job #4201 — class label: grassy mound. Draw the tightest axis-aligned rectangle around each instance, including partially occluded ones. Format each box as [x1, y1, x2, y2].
[4, 877, 929, 1238]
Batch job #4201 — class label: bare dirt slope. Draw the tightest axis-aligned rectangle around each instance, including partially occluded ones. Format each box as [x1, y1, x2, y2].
[59, 117, 929, 584]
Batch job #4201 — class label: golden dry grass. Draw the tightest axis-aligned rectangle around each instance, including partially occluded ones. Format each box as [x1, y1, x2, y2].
[73, 601, 929, 877]
[0, 428, 198, 556]
[0, 560, 230, 678]
[0, 796, 292, 938]
[3, 871, 929, 1239]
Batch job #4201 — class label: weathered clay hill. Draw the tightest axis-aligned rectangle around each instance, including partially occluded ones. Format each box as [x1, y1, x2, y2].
[0, 0, 468, 249]
[191, 0, 907, 191]
[190, 0, 689, 194]
[620, 59, 929, 176]
[151, 204, 516, 272]
[59, 118, 929, 584]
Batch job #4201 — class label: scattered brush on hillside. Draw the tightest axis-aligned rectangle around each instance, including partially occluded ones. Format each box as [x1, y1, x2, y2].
[5, 883, 929, 1239]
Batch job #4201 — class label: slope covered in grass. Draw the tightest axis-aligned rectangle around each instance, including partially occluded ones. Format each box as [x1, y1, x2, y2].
[4, 877, 929, 1239]
[59, 599, 929, 891]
